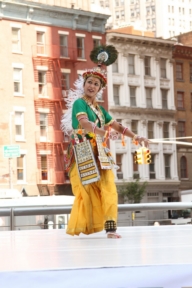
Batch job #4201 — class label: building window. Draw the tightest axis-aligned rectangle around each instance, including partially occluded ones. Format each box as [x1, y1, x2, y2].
[61, 73, 70, 91]
[163, 122, 169, 139]
[13, 68, 22, 94]
[149, 154, 156, 179]
[131, 120, 138, 135]
[112, 60, 118, 73]
[17, 155, 25, 181]
[77, 37, 85, 59]
[59, 35, 68, 57]
[164, 154, 171, 179]
[36, 31, 45, 54]
[180, 156, 187, 178]
[15, 111, 25, 140]
[148, 121, 154, 139]
[161, 89, 168, 109]
[190, 64, 192, 82]
[176, 63, 183, 80]
[40, 113, 48, 138]
[93, 38, 101, 47]
[41, 155, 48, 180]
[115, 11, 120, 18]
[116, 154, 123, 179]
[145, 88, 153, 108]
[128, 54, 135, 74]
[130, 86, 136, 107]
[144, 56, 151, 76]
[177, 91, 184, 109]
[133, 154, 139, 179]
[178, 121, 185, 137]
[12, 28, 21, 52]
[113, 85, 120, 105]
[38, 71, 47, 96]
[160, 58, 166, 78]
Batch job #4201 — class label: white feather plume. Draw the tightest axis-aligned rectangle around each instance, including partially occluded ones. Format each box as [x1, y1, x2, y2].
[60, 75, 104, 136]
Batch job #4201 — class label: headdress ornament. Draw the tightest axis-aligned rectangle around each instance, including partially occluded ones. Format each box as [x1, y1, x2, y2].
[61, 45, 118, 135]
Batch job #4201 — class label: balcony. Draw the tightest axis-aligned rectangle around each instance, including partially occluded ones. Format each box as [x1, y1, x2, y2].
[34, 86, 63, 101]
[35, 131, 64, 143]
[32, 44, 79, 62]
[36, 170, 65, 185]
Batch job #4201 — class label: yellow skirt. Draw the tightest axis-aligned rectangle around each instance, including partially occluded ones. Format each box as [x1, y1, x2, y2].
[66, 163, 118, 236]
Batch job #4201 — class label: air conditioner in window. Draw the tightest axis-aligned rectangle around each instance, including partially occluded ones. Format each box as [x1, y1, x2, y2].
[117, 172, 123, 179]
[62, 90, 69, 97]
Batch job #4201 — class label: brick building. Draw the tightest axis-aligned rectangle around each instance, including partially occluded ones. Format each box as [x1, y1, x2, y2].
[0, 0, 108, 196]
[172, 39, 192, 192]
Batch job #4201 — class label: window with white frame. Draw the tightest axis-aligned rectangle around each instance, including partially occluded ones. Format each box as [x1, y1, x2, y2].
[131, 120, 138, 135]
[15, 111, 25, 140]
[113, 85, 120, 105]
[145, 88, 153, 108]
[41, 155, 48, 180]
[160, 58, 167, 78]
[148, 121, 154, 139]
[13, 68, 22, 94]
[163, 122, 169, 139]
[164, 154, 171, 179]
[112, 60, 118, 73]
[161, 89, 168, 109]
[61, 73, 70, 91]
[128, 54, 135, 74]
[130, 86, 136, 107]
[59, 35, 68, 57]
[17, 155, 25, 181]
[40, 113, 48, 137]
[12, 28, 21, 52]
[144, 56, 151, 76]
[38, 71, 47, 96]
[77, 37, 85, 59]
[149, 154, 156, 179]
[36, 31, 45, 54]
[93, 38, 101, 47]
[116, 154, 123, 179]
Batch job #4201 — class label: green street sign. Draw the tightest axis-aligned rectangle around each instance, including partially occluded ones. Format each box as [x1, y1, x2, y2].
[3, 145, 20, 158]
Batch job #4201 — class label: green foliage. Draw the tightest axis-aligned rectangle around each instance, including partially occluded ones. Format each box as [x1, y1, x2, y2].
[119, 178, 148, 204]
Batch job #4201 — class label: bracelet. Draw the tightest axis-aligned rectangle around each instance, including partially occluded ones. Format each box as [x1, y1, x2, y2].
[122, 127, 128, 135]
[92, 123, 97, 134]
[132, 134, 138, 141]
[102, 130, 109, 147]
[78, 116, 88, 122]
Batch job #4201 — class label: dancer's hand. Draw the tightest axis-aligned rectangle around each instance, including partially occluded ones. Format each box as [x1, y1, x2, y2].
[108, 130, 119, 141]
[134, 136, 149, 148]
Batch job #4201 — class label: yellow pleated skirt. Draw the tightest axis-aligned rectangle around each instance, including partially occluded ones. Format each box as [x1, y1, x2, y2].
[66, 163, 118, 236]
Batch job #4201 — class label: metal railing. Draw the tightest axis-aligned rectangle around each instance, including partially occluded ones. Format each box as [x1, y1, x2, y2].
[0, 202, 192, 231]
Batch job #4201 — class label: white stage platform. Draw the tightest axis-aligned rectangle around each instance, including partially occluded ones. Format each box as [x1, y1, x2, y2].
[0, 225, 192, 288]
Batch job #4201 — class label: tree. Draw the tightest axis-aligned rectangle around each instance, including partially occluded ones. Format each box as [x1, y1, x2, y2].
[119, 178, 148, 204]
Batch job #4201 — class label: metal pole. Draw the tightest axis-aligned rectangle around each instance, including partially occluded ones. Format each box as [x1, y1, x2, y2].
[10, 208, 14, 231]
[9, 112, 13, 189]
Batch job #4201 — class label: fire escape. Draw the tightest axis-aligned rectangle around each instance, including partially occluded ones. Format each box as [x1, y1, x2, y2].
[32, 44, 78, 195]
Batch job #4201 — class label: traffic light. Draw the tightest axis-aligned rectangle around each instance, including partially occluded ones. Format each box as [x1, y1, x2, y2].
[143, 148, 151, 164]
[134, 148, 143, 164]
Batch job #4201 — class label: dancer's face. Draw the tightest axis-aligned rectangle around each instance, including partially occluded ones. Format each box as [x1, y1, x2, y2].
[84, 76, 101, 100]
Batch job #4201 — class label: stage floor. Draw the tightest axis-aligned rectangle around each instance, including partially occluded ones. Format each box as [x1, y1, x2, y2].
[0, 225, 192, 288]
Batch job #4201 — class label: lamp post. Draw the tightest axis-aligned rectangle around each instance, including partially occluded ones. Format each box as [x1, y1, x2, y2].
[9, 112, 14, 189]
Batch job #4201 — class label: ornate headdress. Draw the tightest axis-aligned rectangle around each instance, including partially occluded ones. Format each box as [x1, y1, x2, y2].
[61, 45, 118, 135]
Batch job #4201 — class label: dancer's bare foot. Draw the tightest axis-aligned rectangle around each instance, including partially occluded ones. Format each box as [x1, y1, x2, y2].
[107, 232, 122, 239]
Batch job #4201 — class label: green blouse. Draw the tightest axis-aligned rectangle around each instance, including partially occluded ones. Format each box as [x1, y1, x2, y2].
[72, 98, 114, 129]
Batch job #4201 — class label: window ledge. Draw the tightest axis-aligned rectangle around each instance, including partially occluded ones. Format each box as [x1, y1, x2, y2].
[177, 108, 185, 111]
[12, 51, 23, 55]
[14, 93, 25, 97]
[37, 54, 48, 57]
[60, 56, 70, 59]
[17, 181, 27, 184]
[176, 79, 184, 82]
[77, 58, 87, 61]
[15, 138, 26, 142]
[180, 178, 189, 180]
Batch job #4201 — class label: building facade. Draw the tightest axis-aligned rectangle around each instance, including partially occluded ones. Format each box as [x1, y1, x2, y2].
[0, 0, 108, 196]
[106, 31, 180, 225]
[94, 0, 192, 39]
[172, 39, 192, 193]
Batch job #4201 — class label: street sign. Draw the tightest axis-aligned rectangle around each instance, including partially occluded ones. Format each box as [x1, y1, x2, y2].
[3, 145, 20, 158]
